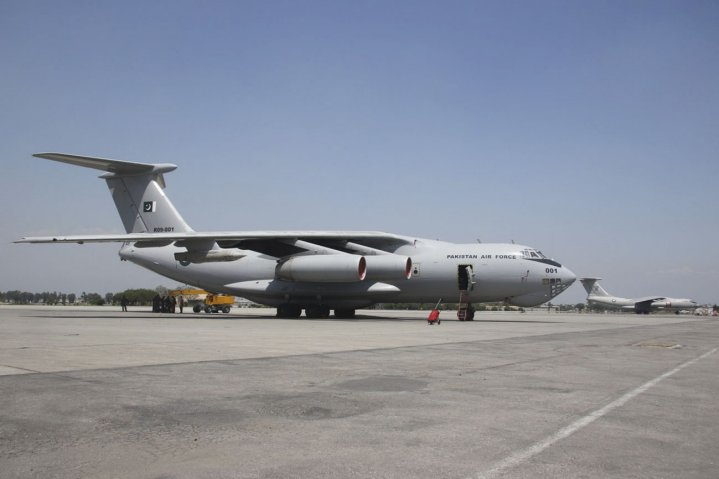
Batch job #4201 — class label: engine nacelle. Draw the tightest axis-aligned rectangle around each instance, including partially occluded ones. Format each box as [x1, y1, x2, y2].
[174, 250, 246, 263]
[276, 255, 367, 282]
[364, 255, 412, 280]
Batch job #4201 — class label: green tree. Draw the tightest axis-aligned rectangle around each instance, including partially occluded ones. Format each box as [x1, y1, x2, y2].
[85, 293, 104, 305]
[115, 289, 158, 306]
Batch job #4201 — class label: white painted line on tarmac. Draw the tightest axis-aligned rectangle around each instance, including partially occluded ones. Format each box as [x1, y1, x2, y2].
[476, 347, 718, 479]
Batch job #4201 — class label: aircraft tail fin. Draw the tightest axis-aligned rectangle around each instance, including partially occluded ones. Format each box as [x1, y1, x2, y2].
[33, 153, 193, 234]
[579, 278, 610, 297]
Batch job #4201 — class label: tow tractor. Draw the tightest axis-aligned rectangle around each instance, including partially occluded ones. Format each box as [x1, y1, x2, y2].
[169, 289, 235, 314]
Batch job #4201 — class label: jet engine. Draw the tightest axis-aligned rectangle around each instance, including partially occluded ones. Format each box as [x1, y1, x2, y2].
[364, 255, 412, 280]
[276, 255, 367, 282]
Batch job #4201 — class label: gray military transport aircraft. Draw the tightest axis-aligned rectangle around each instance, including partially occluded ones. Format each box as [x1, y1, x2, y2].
[580, 278, 697, 314]
[17, 153, 576, 319]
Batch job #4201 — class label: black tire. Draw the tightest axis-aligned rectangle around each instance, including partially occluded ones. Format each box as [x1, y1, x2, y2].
[277, 305, 302, 319]
[222, 306, 231, 313]
[193, 304, 201, 313]
[334, 308, 356, 319]
[305, 306, 330, 319]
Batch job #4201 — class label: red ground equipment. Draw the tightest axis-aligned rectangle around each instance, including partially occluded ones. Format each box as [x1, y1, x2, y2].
[427, 298, 442, 325]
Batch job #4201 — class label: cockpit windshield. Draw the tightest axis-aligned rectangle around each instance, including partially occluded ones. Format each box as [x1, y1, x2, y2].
[520, 249, 547, 259]
[520, 248, 563, 267]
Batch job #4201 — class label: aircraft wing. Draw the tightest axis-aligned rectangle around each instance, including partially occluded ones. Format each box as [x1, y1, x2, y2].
[632, 297, 667, 313]
[633, 296, 666, 304]
[15, 231, 414, 256]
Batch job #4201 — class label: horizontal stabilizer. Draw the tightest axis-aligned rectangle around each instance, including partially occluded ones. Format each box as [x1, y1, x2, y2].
[33, 153, 176, 176]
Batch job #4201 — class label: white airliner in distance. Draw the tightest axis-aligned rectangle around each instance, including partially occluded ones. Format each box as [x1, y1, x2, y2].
[580, 278, 697, 314]
[17, 153, 576, 319]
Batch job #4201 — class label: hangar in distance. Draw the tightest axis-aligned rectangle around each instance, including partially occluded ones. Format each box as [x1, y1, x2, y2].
[17, 153, 576, 319]
[580, 278, 697, 314]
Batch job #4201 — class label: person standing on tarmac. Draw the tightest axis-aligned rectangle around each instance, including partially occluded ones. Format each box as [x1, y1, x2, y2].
[178, 295, 184, 313]
[152, 294, 161, 313]
[120, 295, 128, 312]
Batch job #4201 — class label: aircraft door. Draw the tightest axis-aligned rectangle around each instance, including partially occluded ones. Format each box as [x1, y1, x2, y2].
[457, 265, 475, 291]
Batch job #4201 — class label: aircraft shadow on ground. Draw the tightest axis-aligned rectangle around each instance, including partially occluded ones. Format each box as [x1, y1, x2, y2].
[24, 313, 561, 324]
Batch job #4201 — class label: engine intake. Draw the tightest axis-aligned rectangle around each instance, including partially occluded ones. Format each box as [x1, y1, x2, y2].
[276, 255, 367, 282]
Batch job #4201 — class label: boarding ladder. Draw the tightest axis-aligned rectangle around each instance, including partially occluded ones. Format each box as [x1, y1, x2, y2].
[457, 290, 474, 321]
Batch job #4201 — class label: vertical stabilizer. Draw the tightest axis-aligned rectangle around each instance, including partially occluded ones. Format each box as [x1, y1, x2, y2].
[103, 174, 192, 233]
[33, 153, 193, 234]
[579, 278, 610, 297]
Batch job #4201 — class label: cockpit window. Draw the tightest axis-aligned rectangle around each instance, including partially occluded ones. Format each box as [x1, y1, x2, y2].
[522, 249, 562, 267]
[521, 248, 561, 267]
[521, 249, 547, 259]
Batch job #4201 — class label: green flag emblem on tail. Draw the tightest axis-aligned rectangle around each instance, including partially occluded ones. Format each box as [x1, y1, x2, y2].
[143, 201, 156, 213]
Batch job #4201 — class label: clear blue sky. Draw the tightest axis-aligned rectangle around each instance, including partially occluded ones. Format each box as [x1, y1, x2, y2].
[1, 0, 718, 304]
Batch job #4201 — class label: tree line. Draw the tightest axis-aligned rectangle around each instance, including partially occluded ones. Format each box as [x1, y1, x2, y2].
[0, 288, 170, 306]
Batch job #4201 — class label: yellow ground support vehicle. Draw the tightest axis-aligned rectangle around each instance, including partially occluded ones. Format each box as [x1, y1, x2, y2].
[169, 289, 235, 314]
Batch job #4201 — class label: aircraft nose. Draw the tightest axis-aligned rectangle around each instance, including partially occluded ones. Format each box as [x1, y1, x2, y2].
[562, 266, 577, 286]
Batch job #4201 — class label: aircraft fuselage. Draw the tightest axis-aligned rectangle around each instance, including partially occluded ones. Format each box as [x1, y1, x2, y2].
[121, 239, 575, 309]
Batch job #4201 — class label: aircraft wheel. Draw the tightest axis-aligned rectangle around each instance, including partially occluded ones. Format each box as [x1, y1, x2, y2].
[222, 306, 231, 313]
[306, 306, 330, 319]
[277, 305, 302, 319]
[334, 308, 356, 319]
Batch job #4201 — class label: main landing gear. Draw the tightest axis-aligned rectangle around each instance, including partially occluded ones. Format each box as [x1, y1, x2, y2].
[276, 305, 356, 319]
[276, 304, 302, 319]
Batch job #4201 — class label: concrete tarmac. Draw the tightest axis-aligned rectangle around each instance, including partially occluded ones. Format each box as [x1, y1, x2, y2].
[1, 306, 717, 478]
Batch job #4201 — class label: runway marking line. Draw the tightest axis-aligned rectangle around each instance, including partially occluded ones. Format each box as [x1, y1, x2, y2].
[475, 347, 718, 479]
